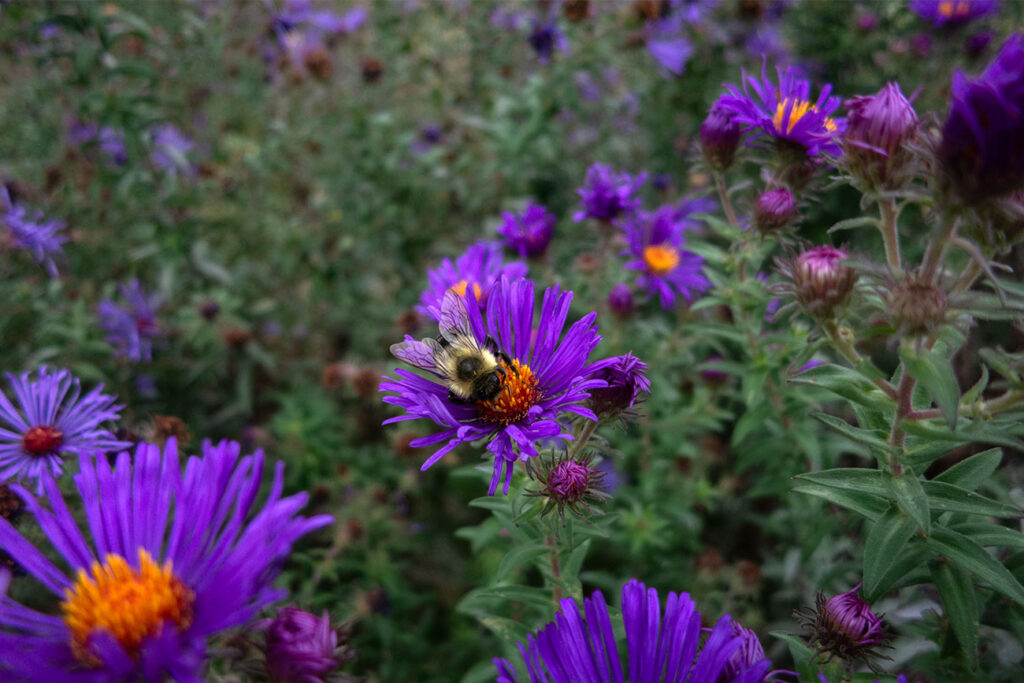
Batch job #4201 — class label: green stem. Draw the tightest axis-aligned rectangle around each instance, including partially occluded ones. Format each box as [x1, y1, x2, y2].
[950, 259, 983, 294]
[878, 198, 901, 270]
[570, 419, 599, 458]
[823, 321, 898, 400]
[889, 369, 916, 462]
[920, 215, 958, 283]
[546, 535, 562, 603]
[714, 172, 739, 227]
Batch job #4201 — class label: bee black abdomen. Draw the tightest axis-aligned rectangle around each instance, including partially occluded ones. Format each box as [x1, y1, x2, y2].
[456, 356, 483, 380]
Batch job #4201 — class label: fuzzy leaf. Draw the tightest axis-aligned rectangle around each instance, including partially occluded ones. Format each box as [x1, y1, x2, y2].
[950, 524, 1024, 550]
[932, 561, 980, 671]
[810, 412, 895, 457]
[864, 508, 918, 598]
[922, 481, 1019, 518]
[790, 364, 893, 410]
[863, 537, 931, 602]
[887, 469, 930, 535]
[795, 468, 887, 496]
[495, 544, 550, 582]
[792, 483, 888, 521]
[933, 447, 1002, 492]
[926, 527, 1024, 608]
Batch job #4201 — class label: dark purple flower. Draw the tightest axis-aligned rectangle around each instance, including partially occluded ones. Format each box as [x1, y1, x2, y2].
[417, 242, 528, 319]
[939, 32, 1024, 205]
[0, 439, 331, 680]
[527, 15, 569, 64]
[587, 353, 650, 420]
[0, 367, 127, 492]
[700, 102, 742, 171]
[383, 280, 606, 495]
[0, 187, 66, 277]
[263, 608, 342, 683]
[621, 200, 713, 309]
[842, 82, 918, 189]
[965, 29, 994, 57]
[718, 63, 844, 157]
[149, 123, 195, 177]
[909, 0, 999, 28]
[607, 283, 634, 316]
[573, 163, 646, 222]
[754, 187, 797, 233]
[797, 583, 891, 665]
[97, 280, 164, 362]
[493, 579, 772, 682]
[498, 203, 555, 258]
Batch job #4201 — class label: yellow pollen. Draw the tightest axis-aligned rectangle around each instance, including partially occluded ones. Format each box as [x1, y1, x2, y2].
[475, 359, 541, 426]
[938, 1, 970, 18]
[642, 245, 680, 276]
[62, 549, 194, 666]
[451, 280, 483, 301]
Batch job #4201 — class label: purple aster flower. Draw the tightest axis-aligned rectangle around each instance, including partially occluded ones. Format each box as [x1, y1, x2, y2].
[498, 203, 555, 258]
[644, 10, 693, 77]
[718, 63, 844, 157]
[527, 13, 569, 64]
[622, 200, 712, 309]
[0, 439, 331, 680]
[96, 126, 128, 165]
[417, 242, 528, 319]
[842, 82, 918, 190]
[797, 583, 891, 666]
[586, 352, 650, 420]
[383, 279, 606, 495]
[909, 0, 999, 28]
[492, 578, 772, 682]
[149, 123, 195, 177]
[0, 187, 67, 277]
[97, 280, 164, 362]
[573, 164, 647, 222]
[0, 367, 127, 492]
[939, 32, 1024, 206]
[262, 608, 345, 683]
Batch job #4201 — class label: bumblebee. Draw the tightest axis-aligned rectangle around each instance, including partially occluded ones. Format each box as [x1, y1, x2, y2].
[390, 290, 516, 404]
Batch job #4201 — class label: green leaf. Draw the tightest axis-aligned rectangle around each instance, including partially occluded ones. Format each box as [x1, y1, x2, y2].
[828, 216, 879, 233]
[792, 483, 888, 521]
[932, 561, 979, 670]
[770, 630, 820, 682]
[900, 342, 960, 429]
[933, 447, 1002, 492]
[495, 544, 550, 582]
[458, 585, 555, 613]
[922, 480, 1019, 517]
[887, 468, 931, 534]
[950, 524, 1024, 550]
[864, 508, 919, 598]
[902, 418, 1023, 450]
[810, 413, 895, 457]
[562, 539, 592, 580]
[926, 527, 1024, 607]
[795, 468, 887, 496]
[863, 537, 932, 602]
[790, 364, 894, 410]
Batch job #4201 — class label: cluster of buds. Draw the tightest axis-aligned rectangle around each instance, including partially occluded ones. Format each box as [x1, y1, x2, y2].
[842, 82, 919, 192]
[796, 584, 891, 667]
[778, 245, 857, 319]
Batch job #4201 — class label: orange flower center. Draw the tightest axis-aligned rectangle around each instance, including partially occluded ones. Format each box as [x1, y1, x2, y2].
[22, 425, 63, 455]
[451, 280, 483, 301]
[772, 97, 836, 134]
[938, 1, 970, 18]
[62, 549, 194, 667]
[475, 359, 541, 425]
[642, 245, 680, 276]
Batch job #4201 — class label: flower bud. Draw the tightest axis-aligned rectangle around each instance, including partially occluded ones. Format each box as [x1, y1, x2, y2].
[722, 622, 769, 682]
[888, 277, 947, 335]
[586, 353, 651, 421]
[529, 452, 610, 521]
[797, 584, 890, 665]
[842, 82, 918, 190]
[607, 283, 634, 316]
[782, 246, 857, 319]
[263, 608, 348, 683]
[754, 187, 797, 234]
[700, 102, 742, 171]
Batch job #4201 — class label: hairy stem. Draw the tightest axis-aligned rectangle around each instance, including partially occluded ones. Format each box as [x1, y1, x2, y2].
[570, 419, 599, 458]
[714, 172, 739, 227]
[889, 369, 916, 460]
[878, 198, 902, 270]
[920, 215, 958, 283]
[823, 321, 898, 400]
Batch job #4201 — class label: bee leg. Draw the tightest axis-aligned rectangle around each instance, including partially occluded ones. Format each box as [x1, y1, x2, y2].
[498, 350, 518, 376]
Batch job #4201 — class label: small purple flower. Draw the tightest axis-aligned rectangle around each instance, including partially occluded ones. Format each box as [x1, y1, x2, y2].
[383, 279, 606, 495]
[700, 102, 742, 170]
[149, 123, 195, 177]
[0, 367, 127, 492]
[644, 10, 693, 76]
[418, 242, 528, 319]
[573, 163, 647, 222]
[607, 283, 634, 316]
[842, 82, 919, 189]
[909, 0, 999, 28]
[939, 32, 1024, 205]
[497, 203, 555, 258]
[527, 14, 569, 64]
[622, 200, 713, 309]
[797, 583, 891, 665]
[97, 280, 164, 362]
[717, 63, 844, 157]
[263, 608, 343, 683]
[493, 578, 772, 682]
[68, 119, 127, 166]
[587, 353, 650, 420]
[0, 187, 66, 277]
[0, 439, 332, 680]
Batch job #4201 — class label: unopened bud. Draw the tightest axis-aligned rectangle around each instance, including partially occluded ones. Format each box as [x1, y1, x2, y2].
[607, 283, 634, 316]
[700, 102, 741, 171]
[842, 82, 918, 190]
[783, 246, 857, 319]
[754, 187, 797, 234]
[587, 353, 650, 421]
[797, 583, 891, 666]
[263, 608, 350, 683]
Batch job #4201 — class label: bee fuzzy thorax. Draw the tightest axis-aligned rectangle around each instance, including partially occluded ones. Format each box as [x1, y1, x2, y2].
[475, 359, 541, 426]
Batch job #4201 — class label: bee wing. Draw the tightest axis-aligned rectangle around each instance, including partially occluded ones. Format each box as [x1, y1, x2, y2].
[438, 289, 475, 343]
[390, 335, 441, 372]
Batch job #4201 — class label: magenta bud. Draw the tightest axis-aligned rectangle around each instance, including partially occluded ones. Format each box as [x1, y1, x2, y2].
[754, 187, 797, 233]
[700, 102, 741, 171]
[607, 283, 634, 316]
[264, 608, 345, 683]
[842, 82, 918, 190]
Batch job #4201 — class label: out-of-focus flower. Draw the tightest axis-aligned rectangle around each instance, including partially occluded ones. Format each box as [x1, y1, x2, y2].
[66, 119, 127, 166]
[263, 608, 349, 683]
[842, 82, 919, 190]
[700, 102, 742, 171]
[586, 352, 650, 421]
[939, 32, 1024, 206]
[0, 187, 66, 277]
[754, 187, 797, 233]
[493, 578, 772, 682]
[644, 10, 693, 76]
[149, 123, 195, 177]
[621, 200, 713, 309]
[383, 281, 606, 495]
[718, 63, 844, 157]
[573, 163, 647, 222]
[965, 29, 995, 57]
[409, 123, 443, 155]
[0, 439, 331, 680]
[0, 367, 126, 492]
[607, 283, 635, 316]
[497, 203, 555, 258]
[529, 451, 609, 520]
[97, 280, 164, 362]
[797, 583, 891, 666]
[527, 13, 569, 64]
[417, 242, 527, 319]
[909, 0, 998, 28]
[779, 245, 857, 319]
